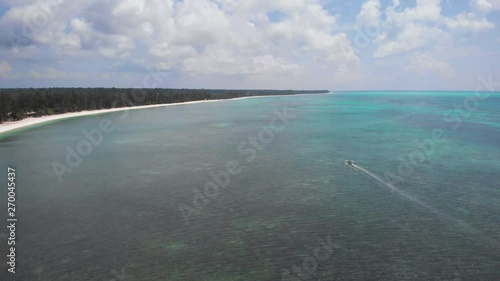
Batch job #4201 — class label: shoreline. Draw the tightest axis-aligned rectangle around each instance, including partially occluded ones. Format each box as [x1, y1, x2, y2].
[0, 93, 331, 135]
[0, 99, 224, 135]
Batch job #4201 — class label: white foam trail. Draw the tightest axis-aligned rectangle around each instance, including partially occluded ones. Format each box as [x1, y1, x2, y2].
[351, 164, 440, 213]
[350, 163, 500, 249]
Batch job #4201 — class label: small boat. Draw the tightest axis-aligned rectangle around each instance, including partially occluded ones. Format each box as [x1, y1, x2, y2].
[345, 160, 355, 166]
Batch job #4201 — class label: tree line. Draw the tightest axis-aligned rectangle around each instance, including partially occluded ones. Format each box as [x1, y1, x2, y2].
[0, 88, 328, 123]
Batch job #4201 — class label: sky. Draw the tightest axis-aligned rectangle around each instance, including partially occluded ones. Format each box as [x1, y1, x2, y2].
[0, 0, 499, 90]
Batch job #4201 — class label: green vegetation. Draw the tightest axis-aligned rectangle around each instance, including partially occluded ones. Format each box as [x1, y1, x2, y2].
[0, 88, 328, 123]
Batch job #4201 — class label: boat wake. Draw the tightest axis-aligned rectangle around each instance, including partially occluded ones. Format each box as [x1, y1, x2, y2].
[348, 161, 500, 249]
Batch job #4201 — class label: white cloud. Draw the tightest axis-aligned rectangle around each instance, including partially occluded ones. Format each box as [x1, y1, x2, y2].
[374, 23, 447, 58]
[182, 50, 302, 76]
[406, 52, 455, 78]
[30, 68, 87, 79]
[0, 0, 498, 89]
[386, 0, 442, 24]
[373, 0, 444, 58]
[332, 62, 364, 84]
[373, 0, 494, 59]
[470, 0, 500, 12]
[356, 0, 380, 27]
[0, 0, 64, 48]
[0, 61, 13, 79]
[472, 0, 494, 12]
[445, 12, 495, 32]
[101, 73, 111, 80]
[266, 4, 360, 69]
[0, 0, 361, 83]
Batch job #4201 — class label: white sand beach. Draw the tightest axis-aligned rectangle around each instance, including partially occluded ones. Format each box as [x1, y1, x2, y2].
[0, 99, 226, 135]
[0, 93, 332, 135]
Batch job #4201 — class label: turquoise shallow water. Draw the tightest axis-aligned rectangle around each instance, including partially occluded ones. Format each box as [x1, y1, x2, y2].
[0, 92, 499, 280]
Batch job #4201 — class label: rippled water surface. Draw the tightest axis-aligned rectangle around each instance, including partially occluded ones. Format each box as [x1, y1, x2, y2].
[1, 92, 499, 280]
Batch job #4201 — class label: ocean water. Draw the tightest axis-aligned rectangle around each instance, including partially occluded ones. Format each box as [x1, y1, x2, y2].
[0, 92, 499, 280]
